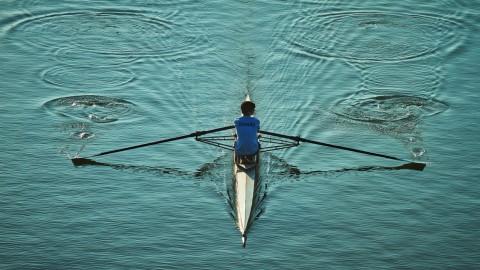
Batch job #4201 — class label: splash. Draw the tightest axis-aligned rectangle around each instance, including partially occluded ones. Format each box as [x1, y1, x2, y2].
[58, 121, 96, 158]
[332, 94, 449, 124]
[43, 95, 137, 123]
[330, 93, 448, 160]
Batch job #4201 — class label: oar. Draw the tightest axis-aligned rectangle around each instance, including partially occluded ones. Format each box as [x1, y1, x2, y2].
[72, 125, 235, 165]
[259, 130, 426, 171]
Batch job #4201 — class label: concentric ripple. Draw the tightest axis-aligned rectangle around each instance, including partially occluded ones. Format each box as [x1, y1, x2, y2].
[332, 94, 449, 124]
[7, 10, 212, 59]
[287, 11, 464, 62]
[360, 62, 441, 95]
[42, 66, 135, 89]
[44, 95, 137, 123]
[54, 47, 139, 66]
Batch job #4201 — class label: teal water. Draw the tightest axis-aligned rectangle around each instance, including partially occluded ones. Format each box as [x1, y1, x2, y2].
[1, 0, 479, 269]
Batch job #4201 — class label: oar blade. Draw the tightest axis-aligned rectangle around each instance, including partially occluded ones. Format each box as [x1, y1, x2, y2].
[398, 162, 427, 171]
[71, 157, 103, 166]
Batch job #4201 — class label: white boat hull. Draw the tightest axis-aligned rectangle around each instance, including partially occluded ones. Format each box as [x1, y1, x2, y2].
[233, 152, 260, 246]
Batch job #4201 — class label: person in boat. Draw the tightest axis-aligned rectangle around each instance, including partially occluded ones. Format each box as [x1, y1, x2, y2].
[234, 100, 260, 161]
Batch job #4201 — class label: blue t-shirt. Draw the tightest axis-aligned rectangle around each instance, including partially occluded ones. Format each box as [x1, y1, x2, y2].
[234, 116, 260, 155]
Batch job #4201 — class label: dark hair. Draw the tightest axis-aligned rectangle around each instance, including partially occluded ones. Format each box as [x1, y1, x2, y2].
[241, 101, 255, 115]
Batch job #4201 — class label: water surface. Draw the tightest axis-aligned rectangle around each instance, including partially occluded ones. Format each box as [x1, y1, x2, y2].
[1, 0, 479, 269]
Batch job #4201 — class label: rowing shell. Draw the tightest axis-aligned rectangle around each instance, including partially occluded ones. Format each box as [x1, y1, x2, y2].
[233, 94, 260, 246]
[193, 95, 298, 245]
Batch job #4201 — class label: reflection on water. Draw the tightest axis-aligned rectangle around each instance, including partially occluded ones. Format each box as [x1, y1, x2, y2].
[71, 157, 193, 178]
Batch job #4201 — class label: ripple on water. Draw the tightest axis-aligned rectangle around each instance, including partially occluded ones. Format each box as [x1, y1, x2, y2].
[43, 95, 137, 123]
[7, 9, 212, 60]
[328, 93, 447, 160]
[42, 66, 135, 89]
[359, 62, 441, 95]
[286, 11, 464, 62]
[54, 47, 140, 66]
[332, 94, 449, 124]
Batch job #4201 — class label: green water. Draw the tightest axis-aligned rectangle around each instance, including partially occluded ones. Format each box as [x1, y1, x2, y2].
[1, 0, 479, 269]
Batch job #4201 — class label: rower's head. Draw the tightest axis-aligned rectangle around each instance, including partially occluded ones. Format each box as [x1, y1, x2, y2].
[241, 101, 255, 116]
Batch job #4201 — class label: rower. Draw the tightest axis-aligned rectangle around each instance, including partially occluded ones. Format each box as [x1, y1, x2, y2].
[234, 99, 260, 164]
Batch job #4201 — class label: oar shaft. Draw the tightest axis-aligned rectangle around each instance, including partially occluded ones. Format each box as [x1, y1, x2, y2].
[92, 134, 191, 157]
[259, 130, 405, 162]
[299, 137, 403, 162]
[92, 125, 235, 158]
